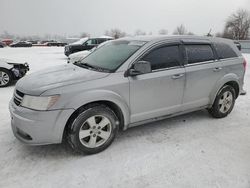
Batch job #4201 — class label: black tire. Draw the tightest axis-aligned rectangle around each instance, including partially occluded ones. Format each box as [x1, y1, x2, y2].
[208, 85, 236, 118]
[0, 68, 13, 87]
[68, 105, 119, 154]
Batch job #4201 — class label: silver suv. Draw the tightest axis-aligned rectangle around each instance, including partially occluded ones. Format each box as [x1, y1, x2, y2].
[9, 36, 246, 154]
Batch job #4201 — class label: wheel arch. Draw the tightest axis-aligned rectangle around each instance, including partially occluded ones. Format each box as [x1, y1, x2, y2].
[63, 100, 127, 142]
[61, 90, 130, 142]
[0, 61, 13, 70]
[210, 73, 240, 106]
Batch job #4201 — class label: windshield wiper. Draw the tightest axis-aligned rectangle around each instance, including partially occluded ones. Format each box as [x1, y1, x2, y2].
[73, 61, 91, 69]
[74, 61, 111, 73]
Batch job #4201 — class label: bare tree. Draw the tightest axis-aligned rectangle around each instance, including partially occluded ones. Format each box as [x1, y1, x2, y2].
[206, 29, 213, 37]
[173, 24, 187, 35]
[104, 28, 126, 39]
[223, 9, 250, 40]
[187, 32, 194, 35]
[215, 32, 223, 37]
[134, 29, 146, 36]
[80, 32, 90, 38]
[158, 29, 168, 35]
[173, 24, 194, 35]
[0, 31, 14, 39]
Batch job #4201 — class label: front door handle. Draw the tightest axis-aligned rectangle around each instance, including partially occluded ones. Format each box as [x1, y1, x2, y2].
[172, 74, 184, 80]
[213, 67, 222, 72]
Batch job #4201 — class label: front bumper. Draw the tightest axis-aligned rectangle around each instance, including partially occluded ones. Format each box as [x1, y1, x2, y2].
[9, 99, 74, 145]
[64, 47, 70, 56]
[11, 63, 30, 79]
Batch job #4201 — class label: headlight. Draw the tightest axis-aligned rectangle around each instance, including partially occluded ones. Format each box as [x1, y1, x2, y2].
[21, 95, 60, 111]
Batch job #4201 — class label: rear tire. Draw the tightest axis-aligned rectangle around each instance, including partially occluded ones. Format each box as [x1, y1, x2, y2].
[0, 68, 13, 87]
[68, 105, 119, 154]
[208, 85, 236, 118]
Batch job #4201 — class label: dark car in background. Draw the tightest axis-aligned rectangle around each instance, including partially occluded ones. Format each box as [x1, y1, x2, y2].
[10, 41, 32, 47]
[26, 40, 39, 45]
[64, 36, 113, 56]
[239, 40, 250, 53]
[45, 41, 67, 47]
[0, 42, 6, 48]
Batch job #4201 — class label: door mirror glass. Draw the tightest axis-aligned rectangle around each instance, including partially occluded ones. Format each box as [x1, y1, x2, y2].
[126, 61, 152, 77]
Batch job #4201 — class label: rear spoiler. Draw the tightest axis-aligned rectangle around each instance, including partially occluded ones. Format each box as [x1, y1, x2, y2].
[234, 41, 241, 51]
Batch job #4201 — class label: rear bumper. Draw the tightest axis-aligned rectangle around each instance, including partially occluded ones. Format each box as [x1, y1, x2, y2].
[9, 99, 74, 145]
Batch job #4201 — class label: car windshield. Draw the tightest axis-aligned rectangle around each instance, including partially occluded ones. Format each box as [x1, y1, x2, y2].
[78, 40, 146, 72]
[72, 38, 88, 45]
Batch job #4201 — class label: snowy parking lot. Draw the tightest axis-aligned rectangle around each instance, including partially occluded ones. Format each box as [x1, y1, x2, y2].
[0, 47, 250, 188]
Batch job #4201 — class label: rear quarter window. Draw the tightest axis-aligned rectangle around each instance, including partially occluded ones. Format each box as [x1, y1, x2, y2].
[214, 43, 238, 59]
[186, 44, 214, 64]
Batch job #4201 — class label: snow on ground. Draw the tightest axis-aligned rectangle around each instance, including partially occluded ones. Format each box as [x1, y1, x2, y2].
[0, 47, 250, 188]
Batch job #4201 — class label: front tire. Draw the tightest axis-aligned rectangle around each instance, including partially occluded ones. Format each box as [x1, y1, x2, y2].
[68, 105, 119, 154]
[208, 85, 236, 118]
[0, 68, 13, 87]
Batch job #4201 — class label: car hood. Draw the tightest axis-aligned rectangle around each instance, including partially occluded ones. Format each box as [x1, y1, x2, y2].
[0, 58, 25, 64]
[69, 50, 91, 58]
[0, 58, 27, 69]
[16, 63, 109, 95]
[67, 44, 83, 47]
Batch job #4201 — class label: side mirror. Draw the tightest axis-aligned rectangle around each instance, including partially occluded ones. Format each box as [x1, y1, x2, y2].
[125, 61, 152, 77]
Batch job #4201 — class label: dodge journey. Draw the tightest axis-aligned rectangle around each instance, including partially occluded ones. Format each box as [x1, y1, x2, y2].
[9, 36, 246, 154]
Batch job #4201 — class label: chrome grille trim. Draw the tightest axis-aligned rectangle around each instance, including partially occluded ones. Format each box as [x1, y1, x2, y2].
[13, 90, 24, 106]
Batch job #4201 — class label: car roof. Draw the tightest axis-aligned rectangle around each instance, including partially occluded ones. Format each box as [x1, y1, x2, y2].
[117, 35, 234, 44]
[98, 36, 114, 39]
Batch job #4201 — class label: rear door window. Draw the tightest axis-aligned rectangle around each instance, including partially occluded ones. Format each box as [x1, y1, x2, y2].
[97, 38, 107, 44]
[214, 43, 238, 59]
[186, 44, 214, 64]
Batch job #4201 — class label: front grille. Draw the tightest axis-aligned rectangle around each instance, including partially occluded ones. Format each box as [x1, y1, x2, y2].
[14, 90, 24, 106]
[16, 89, 24, 97]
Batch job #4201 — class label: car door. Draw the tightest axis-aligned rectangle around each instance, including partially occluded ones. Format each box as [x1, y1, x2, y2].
[97, 38, 106, 45]
[84, 39, 98, 50]
[129, 43, 186, 123]
[182, 43, 225, 111]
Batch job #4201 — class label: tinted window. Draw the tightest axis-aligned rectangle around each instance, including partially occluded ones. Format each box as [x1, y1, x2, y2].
[214, 43, 237, 59]
[97, 38, 107, 44]
[142, 45, 181, 70]
[186, 45, 214, 64]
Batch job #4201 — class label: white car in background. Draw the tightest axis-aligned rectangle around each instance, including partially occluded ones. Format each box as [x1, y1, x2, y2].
[0, 58, 29, 87]
[67, 40, 113, 63]
[67, 50, 92, 64]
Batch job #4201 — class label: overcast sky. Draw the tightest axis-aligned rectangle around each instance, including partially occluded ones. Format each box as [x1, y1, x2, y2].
[0, 0, 249, 37]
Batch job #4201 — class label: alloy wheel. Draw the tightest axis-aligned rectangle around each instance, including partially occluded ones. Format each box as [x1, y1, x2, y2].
[218, 91, 233, 113]
[79, 115, 112, 148]
[0, 71, 10, 86]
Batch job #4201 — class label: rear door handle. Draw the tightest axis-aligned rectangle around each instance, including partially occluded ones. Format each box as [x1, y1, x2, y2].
[172, 74, 184, 80]
[213, 67, 222, 72]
